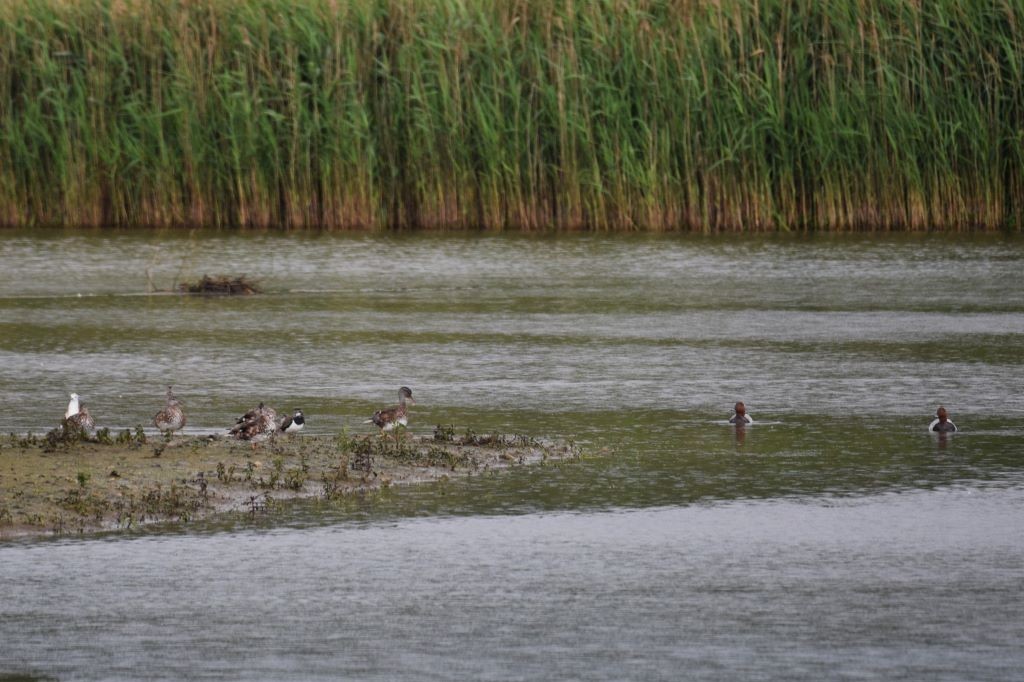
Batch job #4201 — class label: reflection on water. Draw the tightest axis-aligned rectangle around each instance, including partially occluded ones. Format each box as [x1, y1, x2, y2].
[1, 230, 1023, 680]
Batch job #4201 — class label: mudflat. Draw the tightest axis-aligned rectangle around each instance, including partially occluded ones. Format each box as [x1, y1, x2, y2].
[0, 428, 580, 539]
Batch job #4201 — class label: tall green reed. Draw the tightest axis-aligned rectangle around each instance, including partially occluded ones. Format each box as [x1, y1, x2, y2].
[0, 0, 1021, 230]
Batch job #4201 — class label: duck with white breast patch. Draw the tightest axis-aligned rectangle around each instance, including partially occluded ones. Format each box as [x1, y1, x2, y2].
[728, 401, 754, 425]
[365, 387, 415, 433]
[929, 406, 957, 433]
[279, 409, 305, 434]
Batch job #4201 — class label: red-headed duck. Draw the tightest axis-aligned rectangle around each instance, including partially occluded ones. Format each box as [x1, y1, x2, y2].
[729, 401, 753, 425]
[929, 406, 957, 433]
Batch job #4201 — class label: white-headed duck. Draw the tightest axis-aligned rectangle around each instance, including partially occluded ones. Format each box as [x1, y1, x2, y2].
[65, 392, 80, 420]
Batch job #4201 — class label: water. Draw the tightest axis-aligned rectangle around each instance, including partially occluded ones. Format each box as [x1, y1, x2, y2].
[1, 230, 1023, 680]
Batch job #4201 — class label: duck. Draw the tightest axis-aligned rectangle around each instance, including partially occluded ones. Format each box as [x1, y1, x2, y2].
[63, 392, 94, 433]
[365, 386, 415, 432]
[65, 404, 95, 434]
[279, 409, 305, 434]
[65, 393, 80, 420]
[153, 385, 187, 435]
[928, 406, 957, 433]
[230, 402, 278, 442]
[728, 401, 753, 425]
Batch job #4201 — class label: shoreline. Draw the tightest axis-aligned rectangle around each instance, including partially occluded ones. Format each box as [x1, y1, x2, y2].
[0, 429, 582, 540]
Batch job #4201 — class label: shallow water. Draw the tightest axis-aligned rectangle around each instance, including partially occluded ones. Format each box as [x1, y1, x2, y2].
[1, 230, 1023, 680]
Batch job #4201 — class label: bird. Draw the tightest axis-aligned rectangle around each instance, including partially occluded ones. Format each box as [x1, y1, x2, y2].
[62, 392, 94, 433]
[279, 409, 305, 434]
[728, 401, 754, 425]
[65, 404, 95, 434]
[65, 393, 80, 419]
[230, 402, 278, 443]
[365, 386, 415, 433]
[929, 406, 957, 433]
[153, 385, 186, 436]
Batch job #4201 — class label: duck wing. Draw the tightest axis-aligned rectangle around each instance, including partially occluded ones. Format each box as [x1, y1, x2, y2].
[231, 417, 263, 440]
[231, 403, 270, 435]
[370, 406, 399, 428]
[235, 407, 260, 425]
[230, 414, 259, 437]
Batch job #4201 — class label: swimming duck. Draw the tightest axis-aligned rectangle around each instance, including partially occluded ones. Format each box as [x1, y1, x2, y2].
[230, 402, 278, 442]
[153, 385, 187, 435]
[728, 401, 753, 425]
[365, 387, 415, 432]
[65, 393, 80, 420]
[928, 406, 957, 433]
[279, 409, 305, 434]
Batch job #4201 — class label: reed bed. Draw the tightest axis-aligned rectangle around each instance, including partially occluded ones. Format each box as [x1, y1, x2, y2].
[0, 0, 1021, 231]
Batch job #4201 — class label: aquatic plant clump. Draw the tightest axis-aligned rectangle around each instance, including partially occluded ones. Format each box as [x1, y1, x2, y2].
[0, 0, 1021, 231]
[178, 275, 262, 295]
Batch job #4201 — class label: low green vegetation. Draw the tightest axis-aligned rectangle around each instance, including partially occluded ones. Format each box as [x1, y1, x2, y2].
[1, 0, 1021, 230]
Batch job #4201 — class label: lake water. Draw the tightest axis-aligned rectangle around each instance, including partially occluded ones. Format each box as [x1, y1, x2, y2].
[1, 230, 1023, 680]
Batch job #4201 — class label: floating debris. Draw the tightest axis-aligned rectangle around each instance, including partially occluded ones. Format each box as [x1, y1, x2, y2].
[178, 275, 261, 295]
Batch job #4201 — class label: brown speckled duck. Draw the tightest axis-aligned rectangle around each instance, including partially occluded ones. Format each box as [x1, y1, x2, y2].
[153, 385, 186, 435]
[365, 387, 415, 432]
[66, 405, 95, 433]
[230, 402, 278, 443]
[63, 393, 95, 434]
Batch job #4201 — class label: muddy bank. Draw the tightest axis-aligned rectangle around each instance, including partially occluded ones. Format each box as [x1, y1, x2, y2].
[0, 428, 581, 540]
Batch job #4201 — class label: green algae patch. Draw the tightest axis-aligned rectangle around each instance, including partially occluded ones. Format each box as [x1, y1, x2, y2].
[0, 430, 581, 539]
